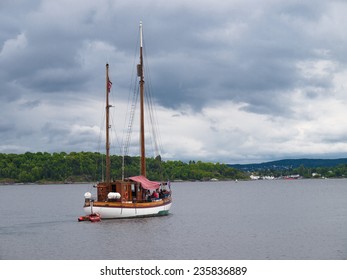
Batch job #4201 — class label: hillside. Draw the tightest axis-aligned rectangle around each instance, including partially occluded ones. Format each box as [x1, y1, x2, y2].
[0, 152, 247, 183]
[229, 158, 347, 172]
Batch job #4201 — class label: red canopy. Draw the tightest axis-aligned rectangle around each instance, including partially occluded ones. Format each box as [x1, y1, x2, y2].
[129, 175, 161, 190]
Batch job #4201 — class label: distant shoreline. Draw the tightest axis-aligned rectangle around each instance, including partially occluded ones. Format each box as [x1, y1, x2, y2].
[2, 176, 346, 186]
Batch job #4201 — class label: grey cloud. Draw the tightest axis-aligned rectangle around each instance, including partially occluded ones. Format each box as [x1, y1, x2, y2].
[20, 100, 41, 109]
[139, 2, 336, 116]
[0, 122, 12, 134]
[1, 0, 347, 162]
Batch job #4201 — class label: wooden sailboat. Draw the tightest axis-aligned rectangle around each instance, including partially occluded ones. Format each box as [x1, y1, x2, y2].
[81, 22, 172, 220]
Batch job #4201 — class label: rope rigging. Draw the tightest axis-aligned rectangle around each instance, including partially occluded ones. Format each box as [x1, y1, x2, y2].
[121, 28, 163, 179]
[94, 25, 164, 181]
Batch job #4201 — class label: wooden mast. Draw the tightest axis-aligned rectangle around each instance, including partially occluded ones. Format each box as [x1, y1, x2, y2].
[139, 21, 146, 177]
[105, 63, 111, 185]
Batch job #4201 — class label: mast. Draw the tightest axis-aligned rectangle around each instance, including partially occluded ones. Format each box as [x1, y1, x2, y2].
[138, 21, 146, 177]
[105, 63, 111, 185]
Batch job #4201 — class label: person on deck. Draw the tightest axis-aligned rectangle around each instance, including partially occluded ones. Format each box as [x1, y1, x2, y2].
[152, 189, 159, 199]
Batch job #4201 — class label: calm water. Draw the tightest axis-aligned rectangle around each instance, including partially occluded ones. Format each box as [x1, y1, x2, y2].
[1, 179, 347, 260]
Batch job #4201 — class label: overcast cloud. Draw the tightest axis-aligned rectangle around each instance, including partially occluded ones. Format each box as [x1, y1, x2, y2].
[1, 0, 347, 163]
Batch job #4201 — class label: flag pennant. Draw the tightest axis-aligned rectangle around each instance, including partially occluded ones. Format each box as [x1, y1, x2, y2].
[107, 79, 112, 92]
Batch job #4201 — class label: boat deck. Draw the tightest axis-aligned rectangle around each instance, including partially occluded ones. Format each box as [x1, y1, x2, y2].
[85, 197, 172, 209]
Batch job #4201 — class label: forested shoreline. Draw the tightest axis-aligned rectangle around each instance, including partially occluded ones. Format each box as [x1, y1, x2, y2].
[0, 152, 247, 184]
[2, 152, 347, 184]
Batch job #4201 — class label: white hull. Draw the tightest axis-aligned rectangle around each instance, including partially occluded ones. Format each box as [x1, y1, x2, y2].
[83, 201, 172, 219]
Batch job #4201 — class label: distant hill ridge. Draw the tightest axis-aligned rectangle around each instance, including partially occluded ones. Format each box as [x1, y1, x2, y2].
[228, 158, 347, 171]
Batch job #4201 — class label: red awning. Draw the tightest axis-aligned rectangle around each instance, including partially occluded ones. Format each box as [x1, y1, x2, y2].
[128, 175, 161, 190]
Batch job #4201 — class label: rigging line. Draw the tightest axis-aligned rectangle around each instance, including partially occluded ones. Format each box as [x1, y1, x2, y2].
[121, 27, 141, 155]
[146, 90, 161, 158]
[143, 38, 163, 158]
[109, 92, 122, 155]
[122, 68, 137, 155]
[145, 86, 156, 154]
[146, 75, 162, 156]
[97, 100, 106, 153]
[104, 66, 122, 158]
[141, 27, 165, 182]
[95, 93, 107, 182]
[142, 44, 155, 157]
[124, 82, 139, 156]
[144, 82, 165, 181]
[151, 93, 164, 156]
[121, 28, 141, 179]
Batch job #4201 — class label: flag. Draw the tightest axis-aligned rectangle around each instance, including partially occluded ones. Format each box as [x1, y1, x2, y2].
[107, 79, 112, 92]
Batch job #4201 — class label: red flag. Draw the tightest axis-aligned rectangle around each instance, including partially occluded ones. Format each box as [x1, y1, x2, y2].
[107, 79, 112, 92]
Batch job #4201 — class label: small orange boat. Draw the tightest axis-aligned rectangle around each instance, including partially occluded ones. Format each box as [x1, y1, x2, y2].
[78, 213, 101, 222]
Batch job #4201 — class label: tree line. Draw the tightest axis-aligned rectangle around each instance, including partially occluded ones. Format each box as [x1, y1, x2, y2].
[253, 164, 347, 178]
[0, 152, 247, 183]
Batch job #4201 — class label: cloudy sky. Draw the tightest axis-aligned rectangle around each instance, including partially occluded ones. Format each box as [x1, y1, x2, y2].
[1, 0, 347, 164]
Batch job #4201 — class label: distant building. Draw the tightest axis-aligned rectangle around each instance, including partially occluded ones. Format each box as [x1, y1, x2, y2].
[250, 174, 260, 180]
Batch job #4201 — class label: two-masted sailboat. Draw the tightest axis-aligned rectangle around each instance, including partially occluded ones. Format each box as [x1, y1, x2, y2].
[79, 22, 172, 221]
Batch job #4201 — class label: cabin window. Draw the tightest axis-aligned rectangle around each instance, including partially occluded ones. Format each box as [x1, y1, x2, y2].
[131, 183, 135, 199]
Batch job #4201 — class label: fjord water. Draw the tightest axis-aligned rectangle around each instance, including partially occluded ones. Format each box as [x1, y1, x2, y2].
[1, 179, 346, 260]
